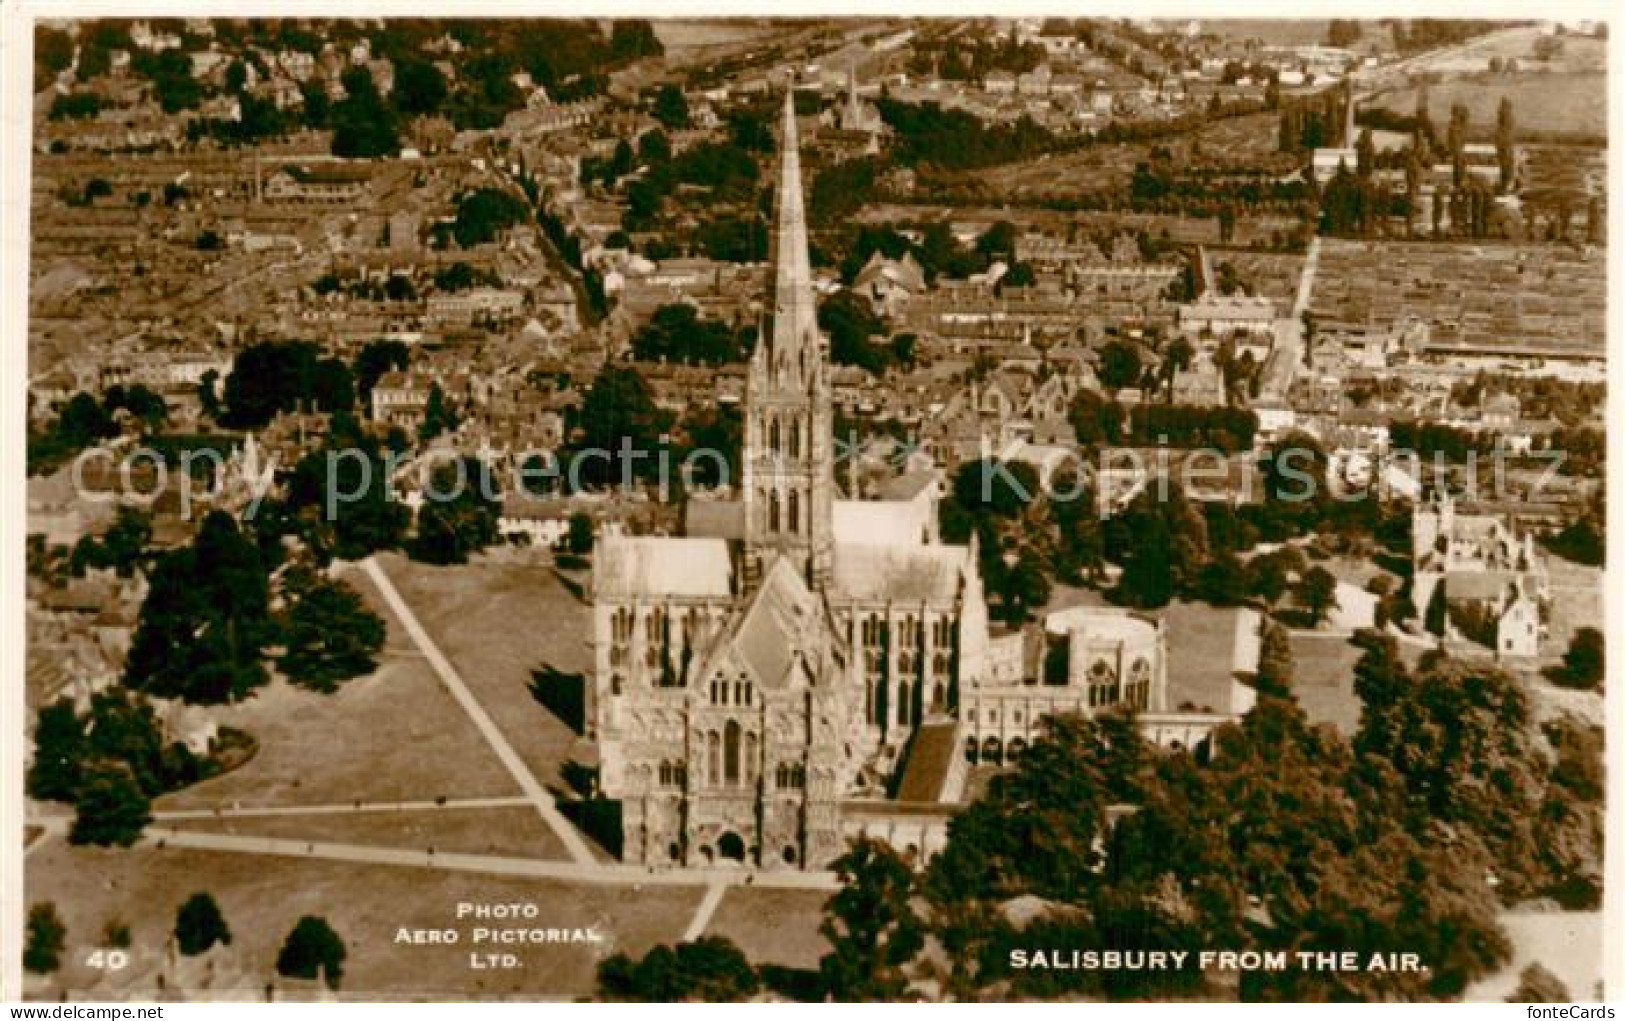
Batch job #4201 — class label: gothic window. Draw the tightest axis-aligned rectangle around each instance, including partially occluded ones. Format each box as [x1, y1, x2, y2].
[724, 720, 741, 786]
[611, 674, 624, 696]
[932, 682, 946, 710]
[788, 489, 800, 534]
[776, 762, 791, 789]
[769, 490, 781, 532]
[744, 732, 758, 784]
[769, 418, 781, 454]
[792, 763, 805, 788]
[658, 761, 674, 787]
[790, 420, 802, 458]
[897, 681, 911, 726]
[707, 731, 721, 786]
[675, 761, 687, 787]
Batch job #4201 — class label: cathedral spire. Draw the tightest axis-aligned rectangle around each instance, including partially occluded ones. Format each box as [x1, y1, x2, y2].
[740, 86, 836, 592]
[772, 88, 819, 369]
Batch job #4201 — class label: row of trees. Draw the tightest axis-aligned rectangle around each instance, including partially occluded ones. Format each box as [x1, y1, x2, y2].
[23, 895, 346, 990]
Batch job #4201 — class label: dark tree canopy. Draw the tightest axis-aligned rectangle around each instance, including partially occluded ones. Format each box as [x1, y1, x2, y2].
[124, 511, 274, 704]
[276, 916, 347, 989]
[175, 893, 233, 957]
[277, 570, 387, 692]
[598, 936, 759, 1002]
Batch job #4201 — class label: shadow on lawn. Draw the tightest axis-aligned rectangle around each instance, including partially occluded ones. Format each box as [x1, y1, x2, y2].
[531, 664, 587, 734]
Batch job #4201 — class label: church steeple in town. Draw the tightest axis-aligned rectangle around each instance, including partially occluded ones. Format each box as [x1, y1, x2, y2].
[742, 88, 836, 591]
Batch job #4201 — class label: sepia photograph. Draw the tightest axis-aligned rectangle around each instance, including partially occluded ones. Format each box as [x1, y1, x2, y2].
[3, 4, 1617, 1006]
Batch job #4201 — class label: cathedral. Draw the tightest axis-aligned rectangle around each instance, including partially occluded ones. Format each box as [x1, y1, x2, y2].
[590, 91, 1184, 870]
[590, 92, 992, 869]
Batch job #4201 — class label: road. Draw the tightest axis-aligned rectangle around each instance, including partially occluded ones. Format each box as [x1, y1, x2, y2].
[358, 555, 598, 866]
[122, 827, 840, 892]
[1260, 235, 1320, 404]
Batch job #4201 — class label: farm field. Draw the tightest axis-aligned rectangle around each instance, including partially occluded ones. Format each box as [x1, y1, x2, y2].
[1368, 72, 1606, 142]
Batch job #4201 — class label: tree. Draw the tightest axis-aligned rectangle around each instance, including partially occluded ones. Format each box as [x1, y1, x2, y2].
[352, 339, 410, 405]
[1509, 962, 1570, 1003]
[1295, 565, 1339, 625]
[330, 67, 399, 158]
[1423, 577, 1449, 637]
[1097, 339, 1143, 391]
[820, 837, 925, 1000]
[73, 506, 153, 578]
[26, 699, 85, 802]
[599, 936, 758, 1001]
[653, 85, 690, 129]
[175, 893, 232, 956]
[124, 511, 273, 704]
[632, 304, 745, 366]
[1555, 627, 1603, 690]
[1355, 656, 1549, 898]
[410, 457, 501, 565]
[69, 760, 152, 847]
[1254, 619, 1294, 699]
[1495, 97, 1517, 191]
[567, 512, 594, 555]
[573, 365, 672, 488]
[277, 573, 387, 693]
[276, 916, 346, 989]
[450, 187, 530, 249]
[951, 459, 1038, 518]
[24, 903, 66, 974]
[393, 59, 448, 116]
[819, 290, 890, 374]
[419, 383, 459, 442]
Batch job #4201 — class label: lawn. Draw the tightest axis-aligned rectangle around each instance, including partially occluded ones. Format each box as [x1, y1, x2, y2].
[1199, 19, 1340, 49]
[167, 804, 571, 861]
[1289, 632, 1365, 734]
[1463, 911, 1602, 1002]
[153, 559, 522, 813]
[23, 841, 702, 1000]
[703, 887, 831, 971]
[1542, 558, 1601, 659]
[1368, 72, 1606, 141]
[154, 659, 517, 812]
[376, 551, 598, 803]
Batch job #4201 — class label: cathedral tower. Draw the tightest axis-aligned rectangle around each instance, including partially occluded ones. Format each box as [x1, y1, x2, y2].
[742, 90, 836, 590]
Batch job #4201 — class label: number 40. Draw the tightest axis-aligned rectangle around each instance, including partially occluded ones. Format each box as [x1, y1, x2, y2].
[86, 949, 130, 970]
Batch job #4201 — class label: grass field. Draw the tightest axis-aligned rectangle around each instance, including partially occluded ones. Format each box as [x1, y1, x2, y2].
[1197, 19, 1340, 49]
[1290, 633, 1365, 734]
[376, 552, 597, 802]
[23, 841, 703, 999]
[154, 659, 517, 813]
[1368, 72, 1606, 141]
[703, 887, 831, 971]
[167, 805, 571, 861]
[1401, 26, 1606, 75]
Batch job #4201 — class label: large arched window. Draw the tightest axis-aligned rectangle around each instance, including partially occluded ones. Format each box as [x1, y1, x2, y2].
[724, 721, 741, 786]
